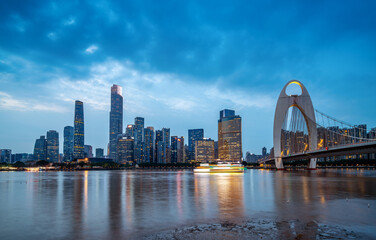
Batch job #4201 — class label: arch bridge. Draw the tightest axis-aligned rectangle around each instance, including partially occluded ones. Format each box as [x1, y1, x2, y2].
[269, 80, 376, 170]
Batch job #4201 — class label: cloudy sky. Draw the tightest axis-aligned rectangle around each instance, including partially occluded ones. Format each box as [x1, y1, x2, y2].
[1, 0, 376, 155]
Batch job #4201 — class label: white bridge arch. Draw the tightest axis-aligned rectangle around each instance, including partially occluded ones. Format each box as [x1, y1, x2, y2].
[273, 80, 317, 170]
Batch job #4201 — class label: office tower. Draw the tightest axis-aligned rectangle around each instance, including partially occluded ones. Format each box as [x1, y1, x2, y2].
[155, 130, 163, 163]
[96, 148, 104, 158]
[144, 127, 154, 163]
[214, 141, 218, 159]
[63, 126, 74, 161]
[157, 141, 165, 163]
[117, 135, 134, 163]
[109, 84, 123, 160]
[195, 138, 215, 162]
[84, 145, 93, 158]
[262, 147, 267, 157]
[125, 124, 135, 138]
[163, 128, 171, 163]
[177, 136, 185, 163]
[0, 149, 12, 163]
[162, 128, 170, 147]
[47, 130, 59, 163]
[171, 136, 178, 163]
[34, 136, 47, 161]
[134, 117, 144, 163]
[74, 100, 84, 159]
[218, 109, 242, 162]
[184, 144, 189, 162]
[188, 129, 204, 160]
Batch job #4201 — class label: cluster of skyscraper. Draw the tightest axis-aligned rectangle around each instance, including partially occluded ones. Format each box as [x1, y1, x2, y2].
[110, 85, 243, 164]
[2, 84, 248, 164]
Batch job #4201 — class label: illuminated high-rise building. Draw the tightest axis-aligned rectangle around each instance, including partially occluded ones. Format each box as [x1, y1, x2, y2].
[63, 126, 74, 161]
[162, 128, 170, 163]
[117, 135, 134, 163]
[109, 84, 123, 160]
[155, 130, 163, 163]
[171, 136, 178, 163]
[34, 136, 47, 161]
[73, 100, 84, 159]
[144, 127, 154, 163]
[177, 136, 185, 163]
[134, 117, 144, 163]
[218, 109, 242, 162]
[125, 124, 135, 138]
[195, 138, 215, 162]
[47, 130, 59, 162]
[188, 129, 204, 160]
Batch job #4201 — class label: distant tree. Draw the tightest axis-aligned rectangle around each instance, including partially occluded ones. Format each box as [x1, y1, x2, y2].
[242, 161, 248, 166]
[13, 161, 25, 168]
[36, 160, 49, 166]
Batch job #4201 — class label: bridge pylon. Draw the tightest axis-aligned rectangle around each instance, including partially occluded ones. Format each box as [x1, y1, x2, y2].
[273, 80, 317, 170]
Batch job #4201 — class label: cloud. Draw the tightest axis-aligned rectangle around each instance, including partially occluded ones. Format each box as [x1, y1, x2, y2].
[0, 91, 67, 112]
[85, 45, 98, 54]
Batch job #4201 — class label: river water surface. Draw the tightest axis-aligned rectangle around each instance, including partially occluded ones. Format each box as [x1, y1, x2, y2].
[0, 169, 375, 239]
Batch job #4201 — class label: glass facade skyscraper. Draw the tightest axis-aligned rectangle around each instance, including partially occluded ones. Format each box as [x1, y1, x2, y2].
[171, 136, 178, 163]
[109, 84, 123, 160]
[34, 136, 47, 161]
[218, 109, 242, 162]
[188, 129, 204, 161]
[134, 117, 144, 163]
[96, 148, 104, 158]
[74, 100, 84, 159]
[63, 126, 74, 161]
[144, 127, 154, 163]
[47, 130, 59, 163]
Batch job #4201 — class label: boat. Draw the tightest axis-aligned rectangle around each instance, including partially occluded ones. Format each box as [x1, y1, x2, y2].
[194, 162, 245, 173]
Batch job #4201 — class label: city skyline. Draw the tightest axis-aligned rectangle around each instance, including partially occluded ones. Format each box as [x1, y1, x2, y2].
[1, 1, 376, 154]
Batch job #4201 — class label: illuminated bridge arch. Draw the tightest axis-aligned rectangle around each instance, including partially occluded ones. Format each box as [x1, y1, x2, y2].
[273, 80, 317, 169]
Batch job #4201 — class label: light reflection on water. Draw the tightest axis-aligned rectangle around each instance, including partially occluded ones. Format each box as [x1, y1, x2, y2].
[0, 169, 375, 239]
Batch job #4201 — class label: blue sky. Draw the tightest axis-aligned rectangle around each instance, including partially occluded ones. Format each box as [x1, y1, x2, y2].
[1, 0, 376, 155]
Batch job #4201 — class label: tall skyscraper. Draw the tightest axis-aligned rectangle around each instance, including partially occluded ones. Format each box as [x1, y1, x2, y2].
[47, 130, 59, 163]
[144, 127, 154, 163]
[188, 129, 204, 161]
[177, 136, 185, 163]
[162, 128, 171, 163]
[34, 136, 47, 161]
[96, 148, 104, 158]
[218, 109, 242, 162]
[155, 130, 163, 163]
[195, 138, 215, 162]
[117, 135, 134, 163]
[109, 84, 123, 160]
[134, 117, 144, 163]
[171, 136, 178, 163]
[63, 126, 74, 161]
[74, 100, 84, 159]
[125, 124, 135, 138]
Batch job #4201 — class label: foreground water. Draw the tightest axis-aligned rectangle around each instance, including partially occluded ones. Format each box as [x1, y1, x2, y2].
[0, 169, 375, 239]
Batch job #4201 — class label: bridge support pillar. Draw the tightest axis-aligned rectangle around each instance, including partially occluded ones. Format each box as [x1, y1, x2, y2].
[275, 157, 285, 170]
[307, 158, 317, 170]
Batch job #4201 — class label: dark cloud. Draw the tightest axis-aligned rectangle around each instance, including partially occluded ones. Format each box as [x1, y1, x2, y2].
[1, 0, 375, 87]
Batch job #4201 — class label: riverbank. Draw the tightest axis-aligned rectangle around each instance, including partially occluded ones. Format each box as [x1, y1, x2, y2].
[142, 219, 367, 240]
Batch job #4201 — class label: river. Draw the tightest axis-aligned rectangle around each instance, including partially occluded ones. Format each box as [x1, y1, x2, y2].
[0, 169, 375, 239]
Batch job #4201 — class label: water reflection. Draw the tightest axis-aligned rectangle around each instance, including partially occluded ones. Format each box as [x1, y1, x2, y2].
[0, 169, 375, 240]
